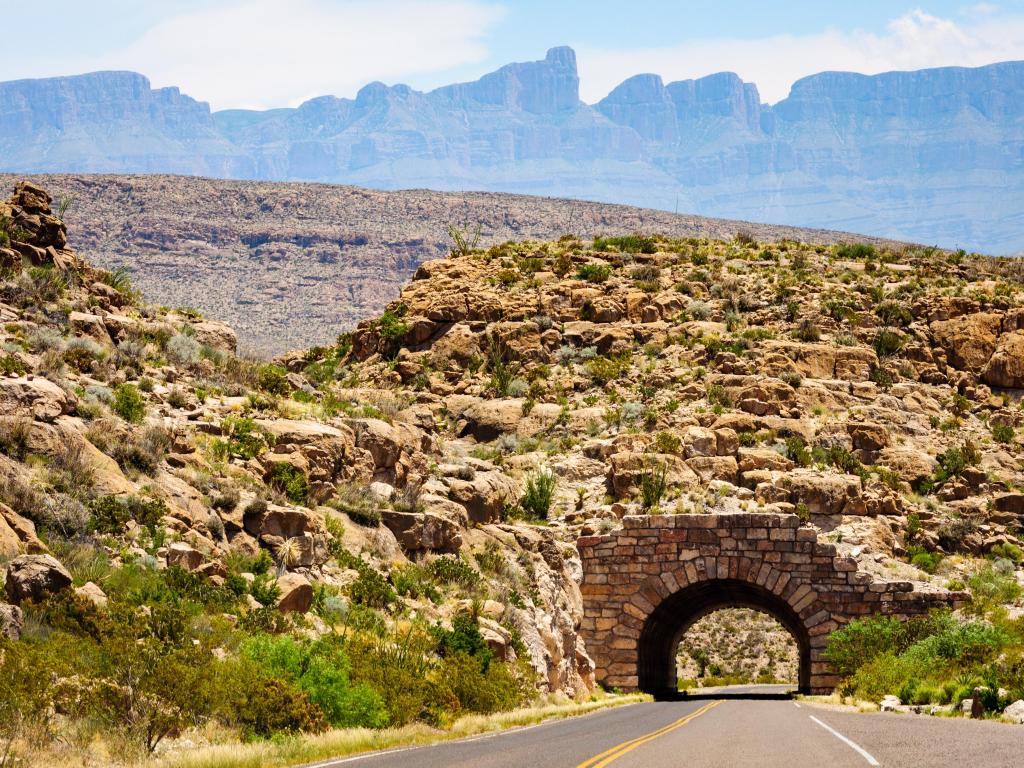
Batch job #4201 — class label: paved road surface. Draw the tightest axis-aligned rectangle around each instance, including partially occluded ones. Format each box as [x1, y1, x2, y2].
[307, 691, 1021, 768]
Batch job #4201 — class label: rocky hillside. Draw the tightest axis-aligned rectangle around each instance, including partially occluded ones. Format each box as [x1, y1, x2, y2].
[2, 181, 1024, 764]
[0, 174, 897, 355]
[2, 49, 1022, 252]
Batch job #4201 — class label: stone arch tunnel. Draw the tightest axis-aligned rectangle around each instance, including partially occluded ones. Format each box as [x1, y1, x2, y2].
[577, 513, 964, 696]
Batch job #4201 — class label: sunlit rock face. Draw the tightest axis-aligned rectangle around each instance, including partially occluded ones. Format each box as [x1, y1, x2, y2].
[2, 50, 1023, 253]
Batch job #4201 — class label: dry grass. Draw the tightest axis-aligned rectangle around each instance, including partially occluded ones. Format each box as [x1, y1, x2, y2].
[155, 693, 648, 768]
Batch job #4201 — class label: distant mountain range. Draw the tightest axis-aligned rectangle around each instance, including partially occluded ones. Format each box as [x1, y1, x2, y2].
[2, 47, 1022, 254]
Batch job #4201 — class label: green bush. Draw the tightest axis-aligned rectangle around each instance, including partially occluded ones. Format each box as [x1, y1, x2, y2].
[576, 263, 612, 282]
[520, 468, 556, 519]
[992, 423, 1015, 444]
[241, 635, 387, 729]
[835, 243, 877, 260]
[593, 235, 658, 254]
[89, 494, 168, 535]
[256, 364, 291, 395]
[427, 557, 482, 589]
[266, 463, 309, 504]
[586, 353, 631, 384]
[215, 415, 273, 460]
[219, 669, 327, 740]
[112, 383, 146, 423]
[873, 329, 906, 358]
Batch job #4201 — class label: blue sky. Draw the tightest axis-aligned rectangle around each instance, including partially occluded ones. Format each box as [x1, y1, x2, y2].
[5, 1, 1024, 109]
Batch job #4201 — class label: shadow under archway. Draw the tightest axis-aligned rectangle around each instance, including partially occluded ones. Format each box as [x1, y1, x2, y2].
[638, 578, 811, 700]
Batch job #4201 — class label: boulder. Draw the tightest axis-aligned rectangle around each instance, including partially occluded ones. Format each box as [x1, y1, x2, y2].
[681, 426, 717, 458]
[607, 452, 698, 498]
[0, 603, 23, 640]
[190, 319, 238, 354]
[381, 509, 462, 554]
[0, 502, 45, 556]
[847, 422, 890, 463]
[737, 448, 793, 474]
[876, 447, 938, 488]
[983, 331, 1024, 388]
[69, 311, 112, 345]
[930, 313, 1002, 372]
[353, 418, 403, 468]
[276, 572, 313, 613]
[686, 456, 738, 484]
[1003, 699, 1024, 724]
[75, 581, 108, 607]
[166, 541, 204, 571]
[0, 376, 73, 422]
[4, 554, 72, 604]
[782, 470, 861, 516]
[880, 695, 903, 712]
[446, 469, 519, 523]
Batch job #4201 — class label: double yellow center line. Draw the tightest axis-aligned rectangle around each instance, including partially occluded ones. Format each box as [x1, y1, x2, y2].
[575, 700, 723, 768]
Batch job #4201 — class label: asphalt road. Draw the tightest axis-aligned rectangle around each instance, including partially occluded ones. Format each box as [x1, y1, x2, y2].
[307, 691, 1023, 768]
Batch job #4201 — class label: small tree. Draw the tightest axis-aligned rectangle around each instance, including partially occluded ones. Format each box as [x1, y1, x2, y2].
[447, 223, 482, 257]
[640, 462, 667, 511]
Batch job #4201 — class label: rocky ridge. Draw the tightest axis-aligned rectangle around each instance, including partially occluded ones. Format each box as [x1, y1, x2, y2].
[0, 173, 899, 355]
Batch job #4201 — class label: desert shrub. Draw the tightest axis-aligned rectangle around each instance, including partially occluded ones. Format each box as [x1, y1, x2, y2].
[992, 423, 1015, 444]
[593, 234, 657, 254]
[241, 635, 387, 729]
[576, 263, 611, 283]
[875, 300, 912, 327]
[327, 495, 381, 527]
[966, 561, 1023, 616]
[779, 370, 803, 388]
[784, 436, 812, 467]
[89, 495, 168, 535]
[219, 669, 327, 741]
[112, 383, 146, 423]
[835, 243, 876, 260]
[792, 318, 821, 342]
[62, 337, 105, 371]
[586, 353, 631, 384]
[255, 364, 290, 396]
[266, 463, 309, 504]
[0, 352, 26, 376]
[520, 468, 556, 519]
[165, 333, 202, 366]
[447, 223, 482, 257]
[214, 415, 273, 460]
[705, 383, 732, 409]
[873, 328, 906, 357]
[427, 557, 481, 589]
[484, 334, 520, 397]
[0, 416, 33, 461]
[908, 546, 943, 574]
[640, 462, 667, 510]
[653, 431, 681, 455]
[109, 425, 171, 476]
[372, 308, 410, 358]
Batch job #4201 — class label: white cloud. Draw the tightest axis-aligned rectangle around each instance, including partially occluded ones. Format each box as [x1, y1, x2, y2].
[576, 9, 1024, 104]
[79, 0, 505, 109]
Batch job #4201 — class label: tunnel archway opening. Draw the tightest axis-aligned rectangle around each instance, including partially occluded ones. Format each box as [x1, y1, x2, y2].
[638, 578, 811, 699]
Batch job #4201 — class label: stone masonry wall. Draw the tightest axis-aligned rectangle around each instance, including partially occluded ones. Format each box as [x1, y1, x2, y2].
[578, 513, 964, 694]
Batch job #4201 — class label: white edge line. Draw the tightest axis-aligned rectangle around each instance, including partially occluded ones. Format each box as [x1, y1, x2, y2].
[809, 715, 880, 767]
[793, 702, 801, 708]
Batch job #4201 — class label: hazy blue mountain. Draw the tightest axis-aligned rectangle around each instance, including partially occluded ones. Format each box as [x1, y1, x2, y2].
[2, 47, 1022, 253]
